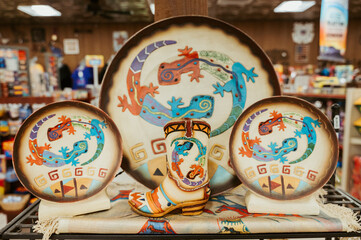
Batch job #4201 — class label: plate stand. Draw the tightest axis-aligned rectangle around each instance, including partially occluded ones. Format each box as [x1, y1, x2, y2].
[38, 189, 110, 221]
[245, 189, 320, 215]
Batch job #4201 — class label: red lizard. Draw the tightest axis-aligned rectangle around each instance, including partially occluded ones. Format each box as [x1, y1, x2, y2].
[258, 110, 286, 135]
[158, 46, 204, 85]
[47, 115, 75, 141]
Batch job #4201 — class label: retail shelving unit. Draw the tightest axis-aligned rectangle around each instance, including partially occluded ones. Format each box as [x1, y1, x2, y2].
[1, 184, 360, 239]
[0, 96, 54, 104]
[341, 88, 361, 192]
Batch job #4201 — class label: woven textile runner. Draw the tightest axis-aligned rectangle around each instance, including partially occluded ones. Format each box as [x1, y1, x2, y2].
[51, 177, 349, 235]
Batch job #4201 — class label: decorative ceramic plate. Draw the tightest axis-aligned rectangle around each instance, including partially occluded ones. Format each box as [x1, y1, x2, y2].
[100, 16, 280, 194]
[13, 101, 122, 202]
[230, 96, 338, 200]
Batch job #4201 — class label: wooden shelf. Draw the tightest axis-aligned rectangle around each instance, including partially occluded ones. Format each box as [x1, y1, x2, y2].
[284, 92, 346, 100]
[0, 97, 54, 104]
[350, 137, 361, 145]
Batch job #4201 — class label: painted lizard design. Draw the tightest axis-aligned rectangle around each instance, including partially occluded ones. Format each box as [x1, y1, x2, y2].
[239, 109, 320, 164]
[27, 115, 107, 167]
[187, 164, 204, 179]
[171, 141, 193, 179]
[158, 46, 258, 137]
[239, 109, 298, 164]
[171, 137, 207, 187]
[288, 116, 320, 164]
[258, 112, 320, 164]
[47, 115, 75, 141]
[27, 114, 88, 167]
[81, 119, 107, 166]
[258, 110, 286, 135]
[117, 41, 214, 127]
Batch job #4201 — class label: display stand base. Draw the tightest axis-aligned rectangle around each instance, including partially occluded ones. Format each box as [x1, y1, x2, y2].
[38, 189, 110, 221]
[245, 190, 320, 215]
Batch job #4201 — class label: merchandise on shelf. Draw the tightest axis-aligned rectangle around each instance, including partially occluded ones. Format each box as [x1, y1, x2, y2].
[351, 155, 361, 200]
[0, 46, 31, 97]
[2, 139, 14, 158]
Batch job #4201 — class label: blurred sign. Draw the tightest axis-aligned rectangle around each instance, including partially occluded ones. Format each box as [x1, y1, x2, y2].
[113, 31, 128, 52]
[318, 0, 349, 62]
[292, 22, 314, 44]
[63, 38, 80, 55]
[85, 55, 104, 68]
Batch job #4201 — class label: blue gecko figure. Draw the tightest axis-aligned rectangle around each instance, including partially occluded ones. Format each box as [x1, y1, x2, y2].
[211, 62, 258, 137]
[171, 141, 194, 179]
[42, 140, 88, 167]
[289, 116, 320, 164]
[82, 119, 107, 166]
[252, 138, 298, 164]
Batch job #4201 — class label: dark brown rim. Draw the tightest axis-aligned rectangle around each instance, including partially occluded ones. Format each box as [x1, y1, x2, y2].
[229, 96, 338, 200]
[13, 100, 123, 203]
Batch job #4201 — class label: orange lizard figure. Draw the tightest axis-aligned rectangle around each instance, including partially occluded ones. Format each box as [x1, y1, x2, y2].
[238, 132, 261, 158]
[118, 41, 177, 115]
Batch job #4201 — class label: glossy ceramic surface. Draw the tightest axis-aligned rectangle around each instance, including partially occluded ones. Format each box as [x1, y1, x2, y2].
[13, 101, 122, 202]
[230, 96, 338, 200]
[100, 16, 280, 194]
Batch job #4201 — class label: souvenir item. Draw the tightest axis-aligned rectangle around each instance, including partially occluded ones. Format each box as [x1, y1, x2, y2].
[354, 118, 361, 135]
[354, 97, 361, 113]
[13, 101, 122, 202]
[230, 96, 338, 200]
[100, 16, 280, 194]
[129, 118, 211, 217]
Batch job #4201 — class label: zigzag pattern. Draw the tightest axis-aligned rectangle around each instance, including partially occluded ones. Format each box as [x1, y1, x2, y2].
[130, 40, 177, 73]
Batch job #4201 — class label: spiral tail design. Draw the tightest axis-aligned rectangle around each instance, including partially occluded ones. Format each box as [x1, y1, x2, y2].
[130, 40, 177, 73]
[30, 114, 56, 140]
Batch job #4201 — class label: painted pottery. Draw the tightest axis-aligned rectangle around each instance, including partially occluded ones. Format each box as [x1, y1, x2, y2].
[129, 118, 211, 217]
[230, 96, 338, 200]
[100, 16, 280, 194]
[13, 101, 122, 202]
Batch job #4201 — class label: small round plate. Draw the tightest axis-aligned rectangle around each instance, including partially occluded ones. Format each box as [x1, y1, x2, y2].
[230, 96, 338, 200]
[100, 16, 280, 194]
[13, 101, 122, 202]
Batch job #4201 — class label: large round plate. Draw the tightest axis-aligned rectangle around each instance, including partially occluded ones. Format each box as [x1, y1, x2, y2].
[230, 96, 338, 200]
[100, 16, 280, 194]
[13, 101, 122, 202]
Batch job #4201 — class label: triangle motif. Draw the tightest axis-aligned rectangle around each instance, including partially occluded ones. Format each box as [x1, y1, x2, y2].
[63, 185, 75, 194]
[270, 181, 281, 190]
[153, 168, 164, 176]
[287, 184, 294, 189]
